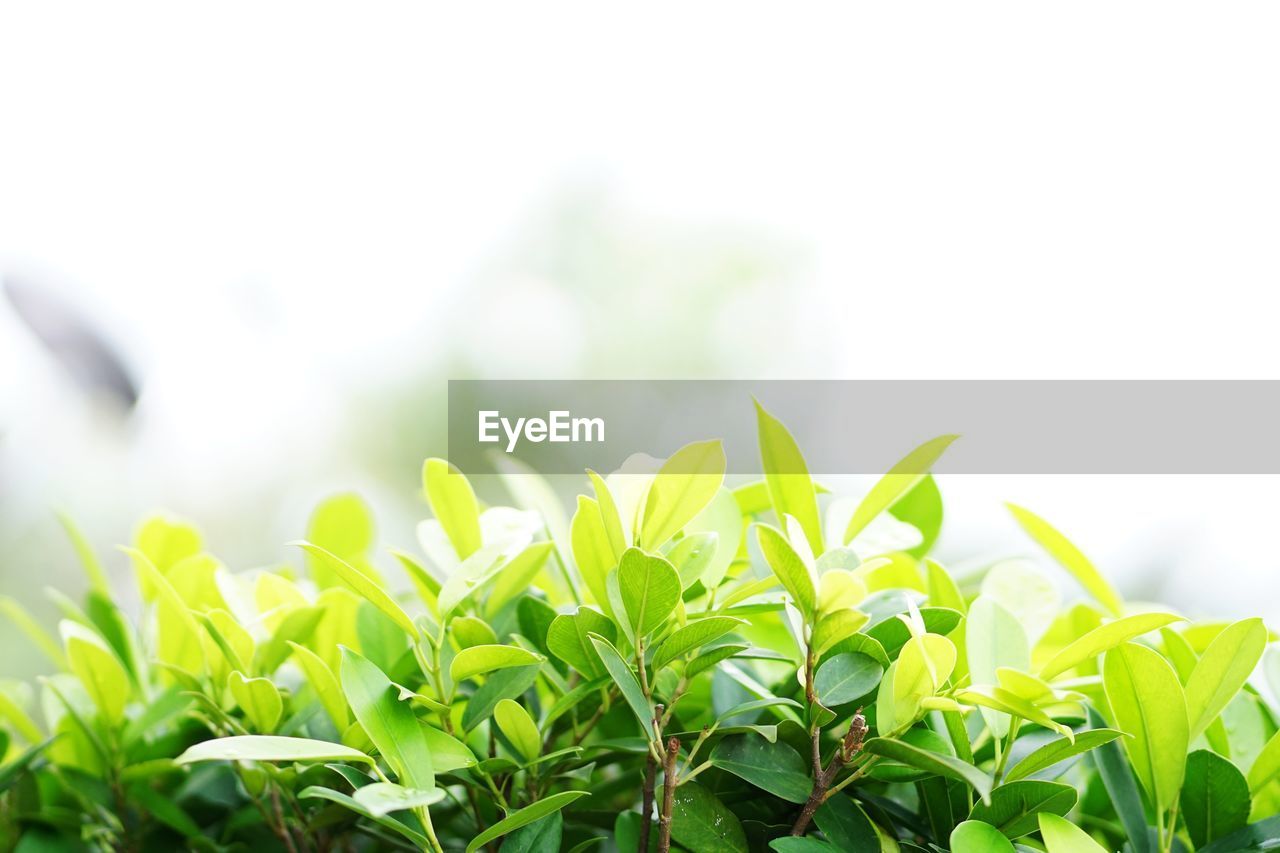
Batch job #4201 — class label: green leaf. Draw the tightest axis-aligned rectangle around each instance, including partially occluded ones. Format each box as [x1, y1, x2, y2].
[652, 616, 744, 672]
[1200, 816, 1280, 853]
[1005, 729, 1124, 783]
[588, 633, 653, 735]
[60, 621, 128, 726]
[639, 439, 726, 549]
[176, 735, 372, 765]
[843, 435, 956, 545]
[306, 493, 377, 587]
[812, 610, 872, 658]
[813, 653, 883, 705]
[422, 726, 476, 771]
[547, 607, 615, 679]
[617, 547, 681, 639]
[709, 733, 812, 803]
[667, 781, 747, 853]
[424, 458, 483, 560]
[228, 671, 282, 733]
[1038, 612, 1184, 681]
[300, 786, 429, 848]
[340, 648, 434, 791]
[465, 790, 590, 853]
[755, 523, 816, 618]
[813, 795, 880, 853]
[449, 644, 543, 683]
[666, 532, 719, 590]
[56, 511, 110, 595]
[967, 780, 1076, 838]
[495, 698, 541, 763]
[586, 469, 628, 559]
[1102, 642, 1187, 814]
[461, 665, 539, 732]
[571, 496, 617, 617]
[1038, 813, 1108, 853]
[949, 820, 1015, 853]
[755, 400, 824, 556]
[1, 597, 67, 669]
[1181, 749, 1250, 849]
[294, 541, 420, 641]
[1248, 728, 1280, 794]
[965, 596, 1030, 739]
[1186, 617, 1268, 740]
[501, 812, 563, 853]
[1006, 503, 1122, 616]
[134, 512, 202, 577]
[769, 839, 840, 853]
[863, 737, 992, 804]
[352, 781, 444, 817]
[1086, 706, 1152, 853]
[486, 542, 555, 618]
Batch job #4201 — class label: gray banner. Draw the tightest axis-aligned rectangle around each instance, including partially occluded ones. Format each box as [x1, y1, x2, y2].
[446, 380, 1280, 475]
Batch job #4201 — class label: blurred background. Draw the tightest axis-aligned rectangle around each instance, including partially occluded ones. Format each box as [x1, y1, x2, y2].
[4, 3, 1280, 669]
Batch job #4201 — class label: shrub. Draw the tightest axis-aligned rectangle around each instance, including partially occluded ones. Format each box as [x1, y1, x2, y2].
[1, 406, 1278, 852]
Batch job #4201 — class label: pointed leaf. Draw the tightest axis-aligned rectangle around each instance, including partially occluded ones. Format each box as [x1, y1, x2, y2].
[843, 435, 956, 545]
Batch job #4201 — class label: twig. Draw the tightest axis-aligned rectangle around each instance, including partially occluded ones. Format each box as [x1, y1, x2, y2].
[656, 737, 680, 853]
[790, 710, 868, 836]
[638, 704, 664, 853]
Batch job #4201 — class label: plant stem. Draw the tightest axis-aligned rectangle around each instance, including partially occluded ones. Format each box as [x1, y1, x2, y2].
[991, 718, 1021, 785]
[656, 737, 680, 853]
[791, 711, 869, 836]
[638, 750, 658, 853]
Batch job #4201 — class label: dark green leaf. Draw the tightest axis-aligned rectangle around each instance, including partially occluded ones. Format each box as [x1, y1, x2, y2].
[667, 781, 747, 853]
[1181, 749, 1250, 849]
[813, 653, 882, 706]
[967, 780, 1077, 839]
[709, 734, 811, 803]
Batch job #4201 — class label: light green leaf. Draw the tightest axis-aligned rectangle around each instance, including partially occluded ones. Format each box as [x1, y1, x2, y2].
[571, 496, 617, 617]
[639, 439, 726, 549]
[547, 607, 615, 678]
[1103, 641, 1188, 813]
[811, 609, 871, 658]
[351, 781, 444, 817]
[843, 435, 957, 545]
[1038, 612, 1184, 681]
[465, 790, 590, 853]
[134, 513, 202, 579]
[1249, 728, 1280, 794]
[925, 558, 966, 614]
[863, 737, 992, 804]
[60, 621, 128, 726]
[1006, 503, 1122, 616]
[755, 400, 823, 556]
[1038, 813, 1109, 853]
[176, 735, 372, 765]
[423, 458, 483, 560]
[813, 652, 882, 706]
[123, 547, 204, 675]
[56, 511, 110, 595]
[1182, 749, 1250, 849]
[709, 734, 812, 803]
[495, 699, 541, 763]
[652, 616, 744, 672]
[422, 726, 476, 772]
[294, 542, 419, 641]
[288, 641, 349, 730]
[587, 633, 653, 735]
[617, 548, 681, 640]
[966, 596, 1030, 738]
[340, 648, 434, 791]
[967, 779, 1076, 838]
[950, 820, 1015, 853]
[1186, 617, 1268, 740]
[450, 644, 543, 683]
[306, 493, 377, 587]
[1005, 729, 1124, 783]
[666, 532, 719, 591]
[299, 786, 429, 848]
[485, 542, 555, 618]
[755, 523, 816, 618]
[229, 671, 282, 733]
[1, 597, 68, 669]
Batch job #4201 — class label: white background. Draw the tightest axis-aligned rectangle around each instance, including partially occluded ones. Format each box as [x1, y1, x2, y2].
[2, 3, 1278, 622]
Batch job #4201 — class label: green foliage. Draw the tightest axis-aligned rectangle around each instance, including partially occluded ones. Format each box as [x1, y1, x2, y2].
[0, 410, 1276, 852]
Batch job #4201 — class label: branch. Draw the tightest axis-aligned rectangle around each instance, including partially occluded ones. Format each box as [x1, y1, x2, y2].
[656, 737, 680, 853]
[790, 710, 868, 837]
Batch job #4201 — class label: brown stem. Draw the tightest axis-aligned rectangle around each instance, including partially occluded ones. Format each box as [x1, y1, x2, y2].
[270, 784, 301, 853]
[638, 750, 658, 853]
[790, 710, 868, 837]
[656, 737, 680, 853]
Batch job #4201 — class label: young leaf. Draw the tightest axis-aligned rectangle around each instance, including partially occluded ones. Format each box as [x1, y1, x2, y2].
[288, 641, 349, 730]
[571, 496, 617, 617]
[465, 790, 590, 853]
[966, 596, 1030, 738]
[755, 400, 824, 556]
[1038, 612, 1184, 681]
[639, 439, 726, 549]
[305, 493, 377, 587]
[666, 532, 718, 590]
[1, 597, 68, 669]
[294, 542, 420, 641]
[616, 547, 681, 640]
[547, 607, 615, 678]
[176, 736, 373, 765]
[1182, 749, 1251, 849]
[60, 620, 128, 726]
[340, 648, 435, 791]
[423, 458, 483, 560]
[1185, 617, 1268, 740]
[1249, 728, 1280, 794]
[352, 781, 444, 817]
[587, 633, 653, 734]
[586, 469, 628, 559]
[494, 699, 541, 763]
[949, 820, 1015, 852]
[652, 616, 744, 672]
[1103, 641, 1188, 814]
[1006, 503, 1122, 616]
[843, 435, 956, 545]
[1005, 729, 1124, 783]
[450, 644, 543, 683]
[755, 523, 816, 618]
[1038, 813, 1109, 853]
[228, 671, 282, 733]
